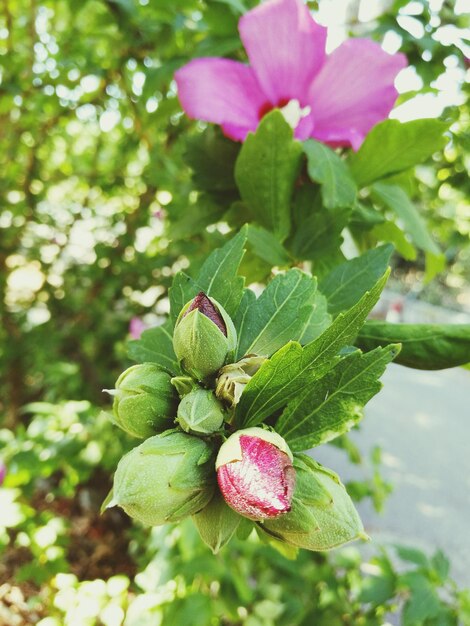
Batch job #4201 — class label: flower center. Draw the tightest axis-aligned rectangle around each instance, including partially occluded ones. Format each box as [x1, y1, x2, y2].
[279, 99, 311, 129]
[259, 99, 311, 130]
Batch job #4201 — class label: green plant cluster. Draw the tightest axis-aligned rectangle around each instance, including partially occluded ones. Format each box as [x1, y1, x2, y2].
[1, 0, 469, 623]
[104, 229, 396, 552]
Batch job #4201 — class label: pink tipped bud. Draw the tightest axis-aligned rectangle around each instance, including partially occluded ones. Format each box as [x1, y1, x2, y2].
[184, 292, 227, 336]
[216, 428, 295, 521]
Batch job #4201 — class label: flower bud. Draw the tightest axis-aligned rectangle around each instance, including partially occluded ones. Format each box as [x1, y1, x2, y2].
[109, 432, 216, 526]
[216, 355, 267, 407]
[105, 363, 177, 439]
[216, 427, 295, 521]
[173, 293, 237, 382]
[177, 388, 225, 435]
[261, 454, 365, 551]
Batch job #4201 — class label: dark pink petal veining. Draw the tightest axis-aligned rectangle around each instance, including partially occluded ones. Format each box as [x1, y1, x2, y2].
[184, 292, 227, 336]
[217, 434, 295, 520]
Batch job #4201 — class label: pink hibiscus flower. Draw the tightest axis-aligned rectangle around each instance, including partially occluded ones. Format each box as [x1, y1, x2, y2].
[175, 0, 407, 150]
[129, 317, 148, 340]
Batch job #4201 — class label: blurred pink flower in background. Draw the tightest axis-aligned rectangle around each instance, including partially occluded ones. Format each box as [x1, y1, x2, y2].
[0, 461, 6, 486]
[175, 0, 407, 149]
[129, 317, 148, 340]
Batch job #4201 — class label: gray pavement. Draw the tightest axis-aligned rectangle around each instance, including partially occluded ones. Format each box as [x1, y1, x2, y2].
[312, 363, 470, 587]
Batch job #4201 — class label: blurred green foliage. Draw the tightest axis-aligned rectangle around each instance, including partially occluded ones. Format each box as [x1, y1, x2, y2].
[1, 0, 468, 419]
[0, 0, 469, 623]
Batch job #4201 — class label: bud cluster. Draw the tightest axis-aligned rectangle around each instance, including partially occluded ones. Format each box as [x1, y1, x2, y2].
[103, 291, 360, 554]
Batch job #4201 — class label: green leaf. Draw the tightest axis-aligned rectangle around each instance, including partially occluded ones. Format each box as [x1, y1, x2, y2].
[431, 550, 450, 582]
[215, 0, 247, 13]
[164, 593, 214, 626]
[246, 224, 291, 267]
[169, 228, 247, 323]
[371, 221, 417, 261]
[197, 226, 247, 317]
[348, 118, 449, 186]
[319, 245, 394, 316]
[356, 321, 470, 370]
[185, 127, 239, 192]
[276, 344, 400, 451]
[299, 290, 331, 344]
[350, 202, 386, 228]
[235, 269, 390, 428]
[424, 249, 446, 283]
[401, 573, 442, 626]
[289, 183, 349, 261]
[371, 183, 440, 255]
[169, 194, 223, 240]
[169, 272, 200, 325]
[303, 139, 357, 209]
[235, 269, 317, 359]
[235, 110, 303, 241]
[398, 548, 429, 568]
[358, 573, 396, 605]
[128, 320, 180, 375]
[192, 493, 241, 554]
[233, 287, 256, 331]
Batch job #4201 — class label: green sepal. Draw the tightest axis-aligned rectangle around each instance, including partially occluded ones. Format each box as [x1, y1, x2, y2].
[192, 492, 242, 554]
[171, 376, 197, 398]
[262, 454, 364, 551]
[255, 525, 300, 560]
[236, 518, 255, 540]
[100, 488, 115, 514]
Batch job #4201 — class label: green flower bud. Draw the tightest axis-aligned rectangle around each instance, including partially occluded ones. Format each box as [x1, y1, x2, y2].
[173, 292, 237, 383]
[105, 364, 177, 439]
[109, 431, 216, 526]
[261, 454, 365, 551]
[215, 355, 267, 407]
[177, 388, 225, 435]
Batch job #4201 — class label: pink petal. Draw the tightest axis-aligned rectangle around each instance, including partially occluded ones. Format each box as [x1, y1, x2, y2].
[308, 39, 407, 150]
[220, 122, 252, 142]
[175, 58, 267, 141]
[217, 435, 295, 520]
[239, 0, 327, 106]
[294, 112, 315, 140]
[129, 317, 147, 340]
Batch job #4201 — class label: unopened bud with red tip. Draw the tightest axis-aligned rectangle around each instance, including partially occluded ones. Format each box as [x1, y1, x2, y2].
[216, 427, 295, 521]
[173, 293, 236, 383]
